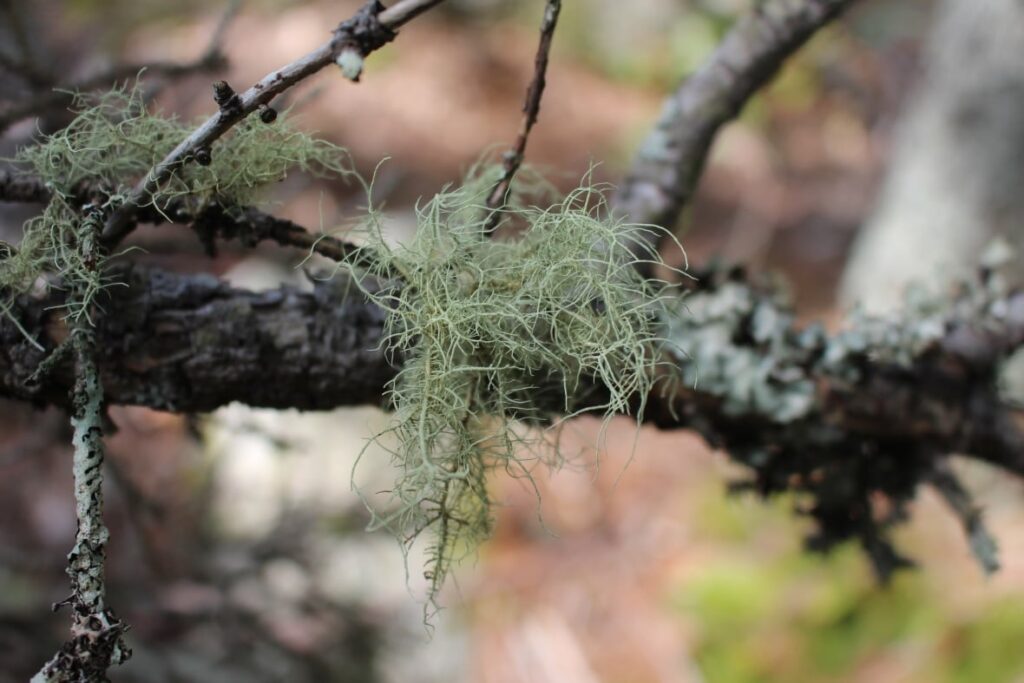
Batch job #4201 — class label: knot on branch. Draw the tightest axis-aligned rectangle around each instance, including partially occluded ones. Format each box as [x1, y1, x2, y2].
[332, 1, 396, 81]
[212, 79, 243, 118]
[36, 607, 130, 681]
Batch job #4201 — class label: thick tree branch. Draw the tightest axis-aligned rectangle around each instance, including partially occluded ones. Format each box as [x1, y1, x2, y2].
[3, 260, 1023, 573]
[1, 264, 393, 412]
[614, 0, 858, 258]
[1, 264, 1021, 471]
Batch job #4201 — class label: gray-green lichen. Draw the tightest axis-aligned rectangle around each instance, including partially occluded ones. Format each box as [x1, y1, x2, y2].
[340, 168, 683, 608]
[1, 84, 354, 330]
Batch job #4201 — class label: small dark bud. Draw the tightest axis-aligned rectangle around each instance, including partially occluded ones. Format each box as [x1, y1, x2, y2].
[212, 80, 243, 117]
[195, 147, 212, 166]
[258, 103, 278, 124]
[212, 80, 235, 107]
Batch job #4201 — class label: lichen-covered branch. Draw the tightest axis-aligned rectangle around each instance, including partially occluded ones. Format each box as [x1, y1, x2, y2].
[1, 264, 393, 412]
[0, 170, 367, 265]
[3, 262, 1024, 575]
[31, 216, 129, 682]
[614, 0, 858, 259]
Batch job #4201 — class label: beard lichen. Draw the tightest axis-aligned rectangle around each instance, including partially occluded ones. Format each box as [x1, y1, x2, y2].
[1, 84, 353, 331]
[342, 169, 682, 609]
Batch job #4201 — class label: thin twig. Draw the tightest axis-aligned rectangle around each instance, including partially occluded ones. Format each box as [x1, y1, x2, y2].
[930, 459, 1001, 575]
[0, 170, 371, 266]
[101, 0, 447, 247]
[483, 0, 561, 235]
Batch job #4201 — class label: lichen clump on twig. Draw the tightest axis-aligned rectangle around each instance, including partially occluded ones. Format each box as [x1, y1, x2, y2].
[344, 170, 682, 606]
[1, 85, 353, 325]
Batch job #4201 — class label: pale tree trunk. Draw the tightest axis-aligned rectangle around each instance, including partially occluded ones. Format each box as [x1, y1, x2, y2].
[841, 0, 1024, 313]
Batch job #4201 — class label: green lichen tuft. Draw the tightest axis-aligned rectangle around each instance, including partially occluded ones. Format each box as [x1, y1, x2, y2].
[1, 84, 353, 331]
[342, 168, 683, 609]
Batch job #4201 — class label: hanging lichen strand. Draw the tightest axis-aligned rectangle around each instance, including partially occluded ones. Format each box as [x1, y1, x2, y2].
[345, 170, 682, 607]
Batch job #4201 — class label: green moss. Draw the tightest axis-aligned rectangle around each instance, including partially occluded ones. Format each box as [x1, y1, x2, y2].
[342, 167, 683, 608]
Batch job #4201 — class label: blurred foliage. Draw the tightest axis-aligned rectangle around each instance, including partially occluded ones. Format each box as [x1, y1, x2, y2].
[676, 490, 1024, 683]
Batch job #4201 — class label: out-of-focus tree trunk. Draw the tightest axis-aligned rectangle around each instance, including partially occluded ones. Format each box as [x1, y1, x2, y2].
[841, 0, 1024, 312]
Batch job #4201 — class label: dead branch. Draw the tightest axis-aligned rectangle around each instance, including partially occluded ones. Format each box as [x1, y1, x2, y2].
[0, 3, 237, 134]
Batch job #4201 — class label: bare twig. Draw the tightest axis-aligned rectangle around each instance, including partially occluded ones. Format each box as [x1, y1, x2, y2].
[484, 0, 561, 234]
[186, 203, 371, 266]
[613, 0, 859, 267]
[101, 0, 447, 247]
[0, 168, 52, 203]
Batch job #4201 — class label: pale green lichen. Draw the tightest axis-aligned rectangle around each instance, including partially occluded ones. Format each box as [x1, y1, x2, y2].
[1, 84, 353, 330]
[341, 168, 683, 609]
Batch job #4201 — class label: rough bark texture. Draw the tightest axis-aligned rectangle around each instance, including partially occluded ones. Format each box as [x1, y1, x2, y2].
[4, 263, 1024, 575]
[1, 264, 394, 412]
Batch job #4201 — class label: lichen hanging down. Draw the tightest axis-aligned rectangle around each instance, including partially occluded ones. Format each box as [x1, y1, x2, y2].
[344, 172, 682, 605]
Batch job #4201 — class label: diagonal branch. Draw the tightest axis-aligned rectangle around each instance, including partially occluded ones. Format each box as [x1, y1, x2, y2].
[614, 0, 859, 255]
[101, 0, 447, 247]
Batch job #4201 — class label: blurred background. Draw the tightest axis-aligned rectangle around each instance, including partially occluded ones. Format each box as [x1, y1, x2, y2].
[3, 0, 1024, 680]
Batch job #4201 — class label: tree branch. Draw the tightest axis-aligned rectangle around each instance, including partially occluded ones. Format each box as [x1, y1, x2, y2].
[614, 0, 859, 260]
[101, 0, 447, 247]
[0, 170, 366, 265]
[4, 257, 1024, 573]
[484, 0, 561, 233]
[31, 213, 129, 682]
